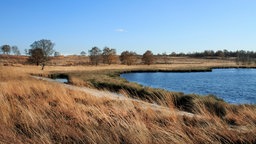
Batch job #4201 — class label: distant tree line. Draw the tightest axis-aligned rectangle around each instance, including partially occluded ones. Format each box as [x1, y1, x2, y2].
[183, 50, 256, 65]
[235, 50, 256, 65]
[166, 49, 255, 59]
[154, 49, 256, 65]
[1, 39, 61, 70]
[1, 45, 21, 55]
[87, 47, 155, 66]
[2, 40, 256, 66]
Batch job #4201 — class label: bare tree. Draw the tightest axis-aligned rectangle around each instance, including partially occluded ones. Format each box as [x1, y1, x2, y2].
[102, 47, 117, 65]
[1, 45, 11, 55]
[142, 50, 154, 65]
[11, 46, 21, 55]
[80, 51, 86, 56]
[54, 51, 61, 57]
[30, 39, 55, 58]
[89, 47, 102, 65]
[28, 48, 45, 66]
[120, 51, 137, 65]
[28, 39, 55, 70]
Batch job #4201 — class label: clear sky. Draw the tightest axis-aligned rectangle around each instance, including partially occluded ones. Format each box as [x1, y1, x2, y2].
[0, 0, 256, 55]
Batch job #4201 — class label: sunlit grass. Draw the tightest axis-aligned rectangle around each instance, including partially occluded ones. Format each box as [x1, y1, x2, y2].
[0, 60, 256, 143]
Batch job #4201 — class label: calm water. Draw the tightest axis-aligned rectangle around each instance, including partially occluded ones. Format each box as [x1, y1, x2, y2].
[54, 78, 68, 83]
[121, 69, 256, 104]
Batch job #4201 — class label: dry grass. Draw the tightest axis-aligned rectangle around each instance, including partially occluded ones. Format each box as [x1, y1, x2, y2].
[0, 61, 256, 143]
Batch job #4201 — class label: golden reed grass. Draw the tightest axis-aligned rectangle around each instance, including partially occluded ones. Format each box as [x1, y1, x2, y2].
[0, 65, 256, 143]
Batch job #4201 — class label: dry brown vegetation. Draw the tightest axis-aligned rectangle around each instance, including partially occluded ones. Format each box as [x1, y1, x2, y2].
[0, 55, 28, 65]
[0, 58, 256, 143]
[0, 54, 240, 66]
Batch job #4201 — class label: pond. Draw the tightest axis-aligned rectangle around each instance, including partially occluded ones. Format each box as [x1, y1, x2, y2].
[50, 74, 69, 83]
[54, 78, 68, 83]
[121, 69, 256, 104]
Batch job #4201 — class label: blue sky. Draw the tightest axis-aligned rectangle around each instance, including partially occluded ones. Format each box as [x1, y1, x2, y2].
[0, 0, 256, 55]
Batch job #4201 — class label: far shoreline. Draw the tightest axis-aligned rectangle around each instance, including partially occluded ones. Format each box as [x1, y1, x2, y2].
[120, 66, 256, 74]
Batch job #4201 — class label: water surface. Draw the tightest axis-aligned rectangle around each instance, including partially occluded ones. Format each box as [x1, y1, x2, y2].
[54, 78, 68, 83]
[121, 69, 256, 104]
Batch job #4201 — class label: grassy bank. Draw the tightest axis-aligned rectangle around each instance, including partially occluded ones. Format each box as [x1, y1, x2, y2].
[1, 60, 256, 143]
[59, 63, 255, 114]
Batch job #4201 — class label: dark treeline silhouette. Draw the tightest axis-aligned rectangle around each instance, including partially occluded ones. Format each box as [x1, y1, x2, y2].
[182, 50, 256, 65]
[235, 50, 256, 65]
[156, 50, 256, 65]
[166, 49, 255, 58]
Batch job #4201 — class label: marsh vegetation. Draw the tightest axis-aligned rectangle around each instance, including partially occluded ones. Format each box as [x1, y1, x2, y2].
[0, 56, 256, 143]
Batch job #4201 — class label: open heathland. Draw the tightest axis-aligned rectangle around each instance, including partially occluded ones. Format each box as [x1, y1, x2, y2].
[0, 57, 256, 143]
